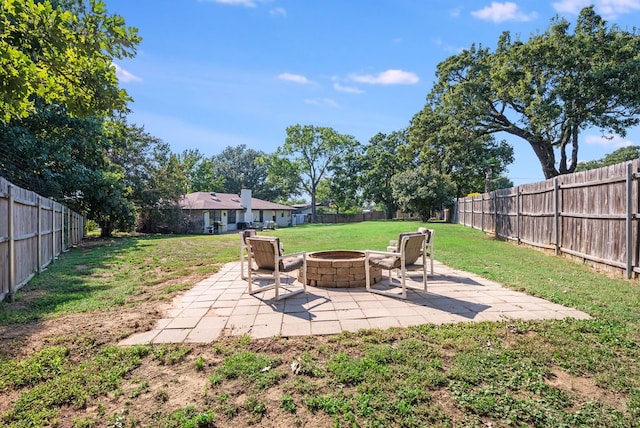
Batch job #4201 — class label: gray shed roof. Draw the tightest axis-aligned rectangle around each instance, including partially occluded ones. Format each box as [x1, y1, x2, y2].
[178, 192, 294, 211]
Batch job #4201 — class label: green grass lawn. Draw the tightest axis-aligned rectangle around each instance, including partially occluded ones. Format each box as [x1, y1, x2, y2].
[1, 221, 639, 427]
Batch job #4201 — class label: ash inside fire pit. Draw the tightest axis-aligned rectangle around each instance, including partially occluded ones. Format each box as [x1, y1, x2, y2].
[299, 250, 381, 288]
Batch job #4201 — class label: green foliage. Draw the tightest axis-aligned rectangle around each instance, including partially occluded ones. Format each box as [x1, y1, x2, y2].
[0, 0, 140, 122]
[409, 106, 514, 196]
[276, 124, 361, 220]
[360, 131, 409, 219]
[211, 351, 284, 390]
[2, 223, 640, 425]
[195, 355, 205, 371]
[575, 146, 640, 172]
[151, 344, 191, 365]
[1, 345, 149, 426]
[0, 346, 68, 389]
[0, 234, 239, 325]
[157, 406, 215, 428]
[243, 396, 267, 421]
[391, 168, 456, 221]
[421, 6, 640, 179]
[280, 394, 297, 413]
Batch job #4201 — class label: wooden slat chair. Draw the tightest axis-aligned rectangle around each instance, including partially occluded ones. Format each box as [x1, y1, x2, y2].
[387, 227, 435, 275]
[239, 229, 257, 280]
[365, 232, 427, 299]
[246, 236, 307, 300]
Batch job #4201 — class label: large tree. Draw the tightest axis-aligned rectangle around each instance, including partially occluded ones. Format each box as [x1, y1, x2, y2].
[391, 168, 456, 222]
[410, 106, 514, 196]
[276, 124, 360, 222]
[211, 145, 271, 198]
[423, 6, 640, 180]
[0, 0, 140, 122]
[324, 143, 363, 214]
[360, 130, 414, 219]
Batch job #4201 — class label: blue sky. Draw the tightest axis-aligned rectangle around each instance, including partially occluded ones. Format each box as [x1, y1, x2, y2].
[107, 0, 640, 187]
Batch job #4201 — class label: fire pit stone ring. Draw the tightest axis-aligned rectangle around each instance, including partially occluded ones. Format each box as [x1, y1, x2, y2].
[298, 250, 382, 288]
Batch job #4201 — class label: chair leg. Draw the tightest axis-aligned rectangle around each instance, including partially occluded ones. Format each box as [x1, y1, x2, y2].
[240, 253, 246, 280]
[430, 251, 434, 275]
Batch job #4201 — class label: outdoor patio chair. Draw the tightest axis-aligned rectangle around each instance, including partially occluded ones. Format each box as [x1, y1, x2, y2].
[365, 232, 427, 299]
[387, 227, 435, 274]
[239, 229, 257, 279]
[246, 236, 307, 300]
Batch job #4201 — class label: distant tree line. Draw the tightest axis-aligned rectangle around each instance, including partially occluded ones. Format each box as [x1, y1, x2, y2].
[1, 3, 638, 234]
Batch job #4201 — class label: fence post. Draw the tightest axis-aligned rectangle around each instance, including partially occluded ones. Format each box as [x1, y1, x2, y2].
[7, 184, 15, 303]
[626, 162, 633, 279]
[51, 202, 56, 263]
[516, 186, 520, 244]
[37, 196, 42, 272]
[481, 194, 485, 232]
[494, 191, 498, 236]
[554, 178, 560, 256]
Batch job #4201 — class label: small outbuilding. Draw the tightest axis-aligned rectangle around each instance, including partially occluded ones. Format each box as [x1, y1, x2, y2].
[179, 189, 295, 234]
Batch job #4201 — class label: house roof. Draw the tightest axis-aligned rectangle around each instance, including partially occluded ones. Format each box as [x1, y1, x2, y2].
[178, 192, 294, 211]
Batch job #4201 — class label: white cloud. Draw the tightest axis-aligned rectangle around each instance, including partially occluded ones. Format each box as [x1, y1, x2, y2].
[269, 7, 287, 16]
[348, 69, 419, 85]
[471, 2, 538, 22]
[333, 83, 364, 94]
[114, 64, 142, 83]
[277, 73, 313, 84]
[304, 98, 340, 108]
[202, 0, 257, 7]
[585, 134, 634, 148]
[552, 0, 591, 14]
[433, 37, 464, 54]
[449, 6, 463, 18]
[553, 0, 640, 19]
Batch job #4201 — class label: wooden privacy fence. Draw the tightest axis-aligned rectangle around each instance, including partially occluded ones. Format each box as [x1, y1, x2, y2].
[313, 210, 386, 224]
[0, 176, 84, 301]
[455, 159, 640, 278]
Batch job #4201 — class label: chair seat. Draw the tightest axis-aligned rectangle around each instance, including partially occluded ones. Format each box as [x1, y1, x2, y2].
[365, 232, 427, 300]
[246, 236, 307, 300]
[280, 255, 304, 271]
[368, 255, 400, 270]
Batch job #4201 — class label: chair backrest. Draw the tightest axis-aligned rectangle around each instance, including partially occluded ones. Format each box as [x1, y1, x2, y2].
[239, 229, 256, 247]
[247, 236, 280, 270]
[398, 232, 425, 265]
[426, 229, 434, 245]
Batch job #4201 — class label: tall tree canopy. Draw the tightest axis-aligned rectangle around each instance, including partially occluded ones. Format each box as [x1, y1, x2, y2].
[391, 168, 456, 222]
[275, 124, 359, 221]
[410, 106, 514, 196]
[422, 6, 640, 180]
[360, 131, 412, 219]
[0, 0, 140, 121]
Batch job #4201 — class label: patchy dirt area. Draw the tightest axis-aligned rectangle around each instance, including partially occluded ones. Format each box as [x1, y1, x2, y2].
[0, 296, 337, 427]
[0, 238, 630, 426]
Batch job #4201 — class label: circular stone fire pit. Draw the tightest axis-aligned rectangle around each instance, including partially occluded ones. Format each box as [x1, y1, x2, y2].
[299, 250, 381, 288]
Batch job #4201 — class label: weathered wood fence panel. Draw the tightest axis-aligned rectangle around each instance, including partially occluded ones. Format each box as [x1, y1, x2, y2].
[0, 176, 84, 301]
[314, 211, 386, 224]
[455, 159, 640, 277]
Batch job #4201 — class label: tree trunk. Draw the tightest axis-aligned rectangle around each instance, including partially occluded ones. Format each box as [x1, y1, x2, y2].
[310, 189, 317, 223]
[386, 205, 395, 220]
[527, 137, 559, 179]
[100, 221, 112, 238]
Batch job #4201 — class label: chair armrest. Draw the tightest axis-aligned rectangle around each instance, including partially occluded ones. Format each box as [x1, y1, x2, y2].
[365, 249, 398, 258]
[279, 251, 306, 259]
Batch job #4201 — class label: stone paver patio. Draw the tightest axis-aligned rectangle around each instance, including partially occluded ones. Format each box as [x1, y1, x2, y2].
[119, 260, 590, 345]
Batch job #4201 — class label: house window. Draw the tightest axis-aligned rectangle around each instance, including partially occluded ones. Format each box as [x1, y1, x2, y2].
[259, 210, 264, 222]
[212, 210, 221, 222]
[228, 209, 236, 225]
